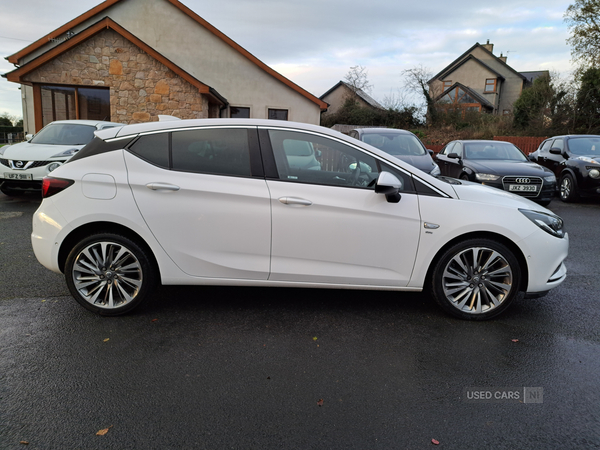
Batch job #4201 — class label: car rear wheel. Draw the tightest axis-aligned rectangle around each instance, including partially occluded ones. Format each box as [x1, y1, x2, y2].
[65, 233, 157, 316]
[431, 239, 521, 320]
[559, 173, 578, 202]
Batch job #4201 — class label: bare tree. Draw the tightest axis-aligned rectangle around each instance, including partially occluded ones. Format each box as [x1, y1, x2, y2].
[565, 0, 600, 73]
[402, 65, 440, 125]
[344, 65, 373, 95]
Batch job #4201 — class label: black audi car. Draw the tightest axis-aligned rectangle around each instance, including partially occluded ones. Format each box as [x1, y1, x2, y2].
[529, 135, 600, 202]
[436, 140, 556, 206]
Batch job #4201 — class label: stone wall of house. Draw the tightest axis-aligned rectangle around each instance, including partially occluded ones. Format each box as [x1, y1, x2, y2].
[23, 29, 209, 123]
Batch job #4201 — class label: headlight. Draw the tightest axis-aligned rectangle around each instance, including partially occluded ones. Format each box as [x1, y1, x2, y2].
[47, 162, 62, 173]
[576, 156, 600, 164]
[475, 173, 500, 181]
[430, 164, 441, 177]
[589, 168, 600, 179]
[0, 145, 9, 157]
[544, 173, 556, 183]
[51, 148, 79, 158]
[519, 209, 565, 238]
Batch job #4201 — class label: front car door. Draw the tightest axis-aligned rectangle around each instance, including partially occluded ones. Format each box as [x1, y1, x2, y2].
[262, 127, 422, 287]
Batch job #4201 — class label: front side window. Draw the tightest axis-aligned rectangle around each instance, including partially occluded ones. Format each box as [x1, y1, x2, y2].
[269, 129, 380, 188]
[552, 139, 564, 151]
[172, 128, 252, 176]
[540, 139, 553, 154]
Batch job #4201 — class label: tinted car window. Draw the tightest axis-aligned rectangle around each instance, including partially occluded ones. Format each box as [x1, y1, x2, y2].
[269, 130, 379, 188]
[172, 128, 251, 176]
[129, 133, 169, 168]
[453, 142, 463, 157]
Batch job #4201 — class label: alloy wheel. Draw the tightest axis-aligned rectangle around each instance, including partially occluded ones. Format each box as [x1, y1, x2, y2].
[441, 246, 513, 315]
[71, 241, 143, 309]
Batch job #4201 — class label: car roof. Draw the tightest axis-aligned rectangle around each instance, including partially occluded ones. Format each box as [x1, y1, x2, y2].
[352, 128, 413, 135]
[45, 119, 124, 128]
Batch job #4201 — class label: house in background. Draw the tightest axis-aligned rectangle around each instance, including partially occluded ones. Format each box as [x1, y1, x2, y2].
[3, 0, 327, 133]
[320, 81, 384, 118]
[428, 41, 549, 116]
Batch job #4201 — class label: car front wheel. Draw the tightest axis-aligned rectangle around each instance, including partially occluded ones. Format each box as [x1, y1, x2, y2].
[431, 239, 521, 320]
[65, 233, 156, 315]
[559, 173, 578, 202]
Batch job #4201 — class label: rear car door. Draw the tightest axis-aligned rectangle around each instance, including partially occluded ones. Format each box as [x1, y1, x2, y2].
[124, 126, 271, 280]
[262, 127, 422, 287]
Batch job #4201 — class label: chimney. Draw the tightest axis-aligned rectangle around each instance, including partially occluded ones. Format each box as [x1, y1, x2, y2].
[482, 39, 494, 53]
[499, 53, 507, 63]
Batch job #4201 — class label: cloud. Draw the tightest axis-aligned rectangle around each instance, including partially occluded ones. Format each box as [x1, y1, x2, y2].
[0, 0, 575, 117]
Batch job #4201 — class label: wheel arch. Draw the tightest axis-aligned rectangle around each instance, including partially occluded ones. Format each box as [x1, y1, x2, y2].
[424, 231, 529, 292]
[58, 221, 160, 279]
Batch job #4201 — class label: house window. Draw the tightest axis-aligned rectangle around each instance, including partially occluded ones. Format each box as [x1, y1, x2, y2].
[443, 80, 452, 90]
[40, 85, 110, 126]
[438, 86, 482, 112]
[484, 78, 497, 93]
[268, 109, 288, 120]
[230, 106, 250, 118]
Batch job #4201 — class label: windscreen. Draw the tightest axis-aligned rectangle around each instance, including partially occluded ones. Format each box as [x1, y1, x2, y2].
[30, 123, 96, 146]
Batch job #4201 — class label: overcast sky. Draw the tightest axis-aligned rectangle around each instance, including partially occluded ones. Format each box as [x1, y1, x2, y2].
[0, 0, 574, 119]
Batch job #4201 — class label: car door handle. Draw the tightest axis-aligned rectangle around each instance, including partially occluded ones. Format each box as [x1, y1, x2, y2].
[146, 182, 180, 191]
[278, 197, 312, 206]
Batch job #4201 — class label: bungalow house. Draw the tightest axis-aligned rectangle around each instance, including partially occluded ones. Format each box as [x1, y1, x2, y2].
[320, 81, 384, 118]
[3, 0, 327, 133]
[428, 41, 549, 115]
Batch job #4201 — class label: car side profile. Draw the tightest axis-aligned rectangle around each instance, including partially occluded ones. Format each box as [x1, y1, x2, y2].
[0, 119, 123, 195]
[529, 135, 600, 202]
[31, 119, 568, 320]
[436, 140, 556, 206]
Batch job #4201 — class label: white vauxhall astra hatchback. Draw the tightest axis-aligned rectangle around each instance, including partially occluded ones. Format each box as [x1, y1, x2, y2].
[31, 119, 569, 320]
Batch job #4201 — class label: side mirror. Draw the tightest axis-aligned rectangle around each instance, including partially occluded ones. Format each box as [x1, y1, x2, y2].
[549, 148, 562, 155]
[26, 134, 33, 141]
[448, 152, 461, 160]
[427, 149, 434, 156]
[375, 171, 402, 203]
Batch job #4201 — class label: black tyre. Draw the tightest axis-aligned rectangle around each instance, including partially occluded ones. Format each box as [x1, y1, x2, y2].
[65, 233, 157, 316]
[460, 174, 470, 181]
[431, 238, 521, 320]
[559, 173, 579, 202]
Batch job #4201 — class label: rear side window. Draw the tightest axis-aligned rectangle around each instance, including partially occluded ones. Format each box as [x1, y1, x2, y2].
[172, 128, 252, 176]
[128, 133, 169, 168]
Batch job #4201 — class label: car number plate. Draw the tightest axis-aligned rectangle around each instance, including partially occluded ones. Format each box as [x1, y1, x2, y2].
[509, 184, 538, 192]
[4, 172, 33, 180]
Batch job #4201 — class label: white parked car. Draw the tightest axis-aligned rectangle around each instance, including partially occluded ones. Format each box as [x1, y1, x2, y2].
[31, 119, 568, 320]
[0, 120, 123, 195]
